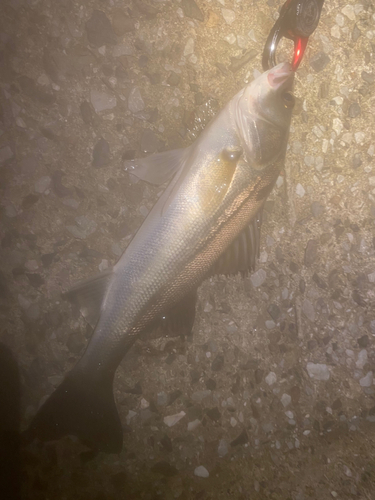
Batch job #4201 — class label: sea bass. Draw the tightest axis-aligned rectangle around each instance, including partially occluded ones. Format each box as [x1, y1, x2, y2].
[26, 63, 295, 453]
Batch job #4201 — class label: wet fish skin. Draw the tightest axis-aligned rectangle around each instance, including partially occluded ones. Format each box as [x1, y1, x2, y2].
[26, 63, 295, 453]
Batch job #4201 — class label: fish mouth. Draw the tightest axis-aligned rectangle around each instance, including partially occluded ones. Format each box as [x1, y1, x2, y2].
[267, 62, 294, 90]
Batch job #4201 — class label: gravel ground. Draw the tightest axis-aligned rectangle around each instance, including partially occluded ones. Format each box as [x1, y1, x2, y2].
[1, 0, 375, 498]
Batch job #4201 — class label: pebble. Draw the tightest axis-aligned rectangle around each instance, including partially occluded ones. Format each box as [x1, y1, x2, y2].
[18, 294, 32, 310]
[5, 205, 17, 218]
[355, 132, 365, 144]
[194, 466, 209, 478]
[90, 89, 117, 113]
[296, 183, 305, 197]
[250, 269, 266, 287]
[352, 24, 361, 42]
[25, 260, 39, 271]
[34, 176, 51, 194]
[332, 118, 343, 135]
[111, 10, 135, 36]
[302, 299, 315, 322]
[265, 372, 277, 385]
[128, 87, 145, 113]
[0, 145, 14, 164]
[309, 52, 330, 72]
[342, 4, 355, 21]
[311, 201, 324, 218]
[281, 393, 291, 407]
[221, 9, 235, 24]
[112, 42, 133, 57]
[306, 362, 330, 381]
[343, 465, 352, 477]
[187, 419, 201, 431]
[191, 390, 211, 402]
[356, 349, 368, 369]
[331, 25, 341, 38]
[218, 439, 229, 457]
[362, 71, 375, 84]
[86, 10, 116, 47]
[184, 38, 194, 56]
[359, 372, 373, 387]
[93, 138, 111, 168]
[181, 0, 204, 22]
[157, 392, 168, 406]
[164, 411, 186, 427]
[66, 216, 97, 240]
[348, 102, 361, 118]
[230, 417, 237, 427]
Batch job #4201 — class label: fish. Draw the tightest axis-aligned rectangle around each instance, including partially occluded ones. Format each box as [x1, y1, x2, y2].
[25, 62, 295, 453]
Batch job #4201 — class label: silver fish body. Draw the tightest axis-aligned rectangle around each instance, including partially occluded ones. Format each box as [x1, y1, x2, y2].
[27, 63, 295, 452]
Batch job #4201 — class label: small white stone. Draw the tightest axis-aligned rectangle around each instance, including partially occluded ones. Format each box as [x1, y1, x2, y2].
[250, 268, 266, 287]
[237, 35, 247, 49]
[368, 271, 375, 283]
[331, 25, 341, 38]
[336, 13, 345, 26]
[359, 371, 373, 387]
[194, 466, 209, 478]
[296, 183, 305, 197]
[355, 131, 365, 144]
[184, 37, 194, 56]
[37, 74, 50, 86]
[140, 398, 149, 409]
[343, 465, 352, 477]
[331, 491, 338, 498]
[230, 417, 237, 427]
[276, 175, 283, 188]
[164, 411, 186, 427]
[224, 33, 236, 44]
[25, 260, 39, 271]
[356, 349, 368, 369]
[332, 117, 343, 135]
[369, 176, 375, 187]
[306, 362, 330, 381]
[342, 5, 355, 21]
[281, 393, 291, 407]
[285, 410, 294, 419]
[265, 372, 277, 386]
[187, 419, 201, 431]
[221, 8, 235, 24]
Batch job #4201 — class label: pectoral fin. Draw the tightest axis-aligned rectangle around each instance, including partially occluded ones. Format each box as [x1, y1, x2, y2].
[124, 147, 192, 186]
[208, 209, 263, 277]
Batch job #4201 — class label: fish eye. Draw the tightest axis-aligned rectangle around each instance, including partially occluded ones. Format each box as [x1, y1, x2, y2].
[282, 92, 295, 108]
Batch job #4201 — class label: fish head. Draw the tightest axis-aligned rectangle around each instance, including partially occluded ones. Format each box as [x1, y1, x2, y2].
[238, 63, 295, 166]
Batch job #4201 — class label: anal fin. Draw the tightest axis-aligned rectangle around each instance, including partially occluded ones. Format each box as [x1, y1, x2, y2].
[208, 209, 263, 277]
[64, 270, 113, 327]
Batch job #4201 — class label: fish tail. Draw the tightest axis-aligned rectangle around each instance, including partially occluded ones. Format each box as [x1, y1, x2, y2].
[24, 371, 123, 453]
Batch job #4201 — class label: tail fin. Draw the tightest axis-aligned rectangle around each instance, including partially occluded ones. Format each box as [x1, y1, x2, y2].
[25, 372, 123, 453]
